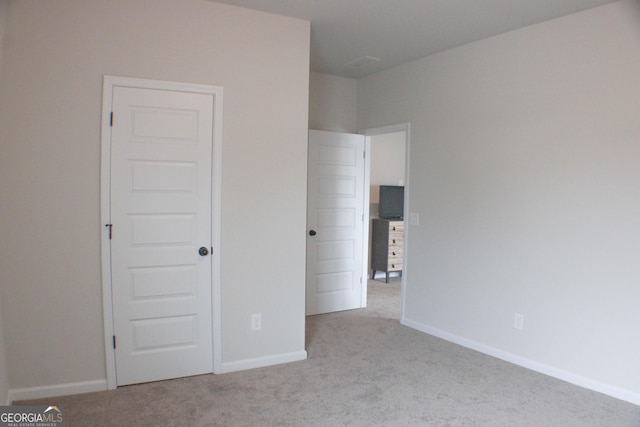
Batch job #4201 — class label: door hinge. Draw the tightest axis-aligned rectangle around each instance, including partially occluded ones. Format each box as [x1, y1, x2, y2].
[112, 335, 117, 349]
[105, 224, 113, 239]
[363, 150, 365, 159]
[110, 112, 114, 127]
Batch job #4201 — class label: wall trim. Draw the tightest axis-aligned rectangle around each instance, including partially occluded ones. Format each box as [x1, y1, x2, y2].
[7, 350, 307, 402]
[221, 350, 307, 374]
[8, 379, 107, 404]
[401, 317, 640, 406]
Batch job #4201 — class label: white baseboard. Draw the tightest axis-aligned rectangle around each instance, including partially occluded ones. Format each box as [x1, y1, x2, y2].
[8, 379, 107, 404]
[401, 316, 640, 407]
[7, 350, 308, 402]
[221, 350, 307, 374]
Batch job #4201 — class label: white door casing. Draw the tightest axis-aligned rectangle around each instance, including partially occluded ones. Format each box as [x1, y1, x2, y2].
[306, 130, 366, 315]
[100, 77, 223, 388]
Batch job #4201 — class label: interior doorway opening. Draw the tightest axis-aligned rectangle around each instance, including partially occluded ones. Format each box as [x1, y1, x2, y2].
[362, 124, 410, 322]
[305, 124, 410, 322]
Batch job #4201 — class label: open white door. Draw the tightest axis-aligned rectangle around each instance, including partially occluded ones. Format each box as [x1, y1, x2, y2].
[306, 130, 366, 315]
[109, 85, 214, 385]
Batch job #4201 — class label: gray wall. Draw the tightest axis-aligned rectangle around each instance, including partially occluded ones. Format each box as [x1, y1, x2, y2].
[370, 131, 406, 204]
[358, 0, 640, 404]
[309, 72, 357, 132]
[0, 0, 309, 396]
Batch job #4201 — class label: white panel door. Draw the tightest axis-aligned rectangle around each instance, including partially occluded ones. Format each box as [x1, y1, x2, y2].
[110, 86, 213, 385]
[306, 130, 366, 315]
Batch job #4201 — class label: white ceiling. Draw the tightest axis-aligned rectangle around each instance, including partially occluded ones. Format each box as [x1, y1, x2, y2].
[213, 0, 619, 78]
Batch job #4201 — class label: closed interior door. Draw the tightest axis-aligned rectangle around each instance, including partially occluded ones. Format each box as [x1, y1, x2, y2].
[110, 86, 214, 385]
[306, 130, 366, 315]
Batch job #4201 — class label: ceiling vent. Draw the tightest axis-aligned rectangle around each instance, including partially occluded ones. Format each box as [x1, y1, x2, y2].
[344, 56, 381, 68]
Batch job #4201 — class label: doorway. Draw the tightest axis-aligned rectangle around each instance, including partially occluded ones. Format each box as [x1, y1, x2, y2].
[305, 124, 410, 320]
[100, 76, 224, 389]
[362, 124, 410, 321]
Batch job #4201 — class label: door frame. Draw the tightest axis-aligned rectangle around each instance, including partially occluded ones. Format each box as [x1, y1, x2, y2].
[100, 76, 224, 389]
[360, 123, 410, 323]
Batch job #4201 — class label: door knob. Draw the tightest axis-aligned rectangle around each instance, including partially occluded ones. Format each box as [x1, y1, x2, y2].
[309, 230, 317, 236]
[199, 247, 209, 256]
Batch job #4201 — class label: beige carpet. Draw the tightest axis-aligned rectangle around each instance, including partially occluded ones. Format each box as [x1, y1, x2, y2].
[19, 279, 640, 426]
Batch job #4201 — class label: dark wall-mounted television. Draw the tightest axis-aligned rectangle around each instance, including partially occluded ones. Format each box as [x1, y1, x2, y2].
[379, 185, 404, 219]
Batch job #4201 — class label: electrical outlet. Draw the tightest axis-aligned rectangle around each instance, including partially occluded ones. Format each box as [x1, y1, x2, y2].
[251, 314, 262, 331]
[514, 313, 524, 331]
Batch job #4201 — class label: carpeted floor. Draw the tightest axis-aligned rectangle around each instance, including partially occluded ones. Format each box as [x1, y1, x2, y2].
[18, 278, 640, 426]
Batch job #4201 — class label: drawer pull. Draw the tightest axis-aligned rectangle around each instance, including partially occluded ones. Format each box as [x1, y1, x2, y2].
[392, 251, 396, 256]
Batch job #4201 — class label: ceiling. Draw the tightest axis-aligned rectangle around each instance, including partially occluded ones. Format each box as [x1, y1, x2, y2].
[213, 0, 619, 78]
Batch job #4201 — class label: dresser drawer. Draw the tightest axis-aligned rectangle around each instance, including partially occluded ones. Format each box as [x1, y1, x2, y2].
[388, 235, 403, 248]
[387, 259, 402, 271]
[388, 246, 403, 258]
[389, 221, 404, 233]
